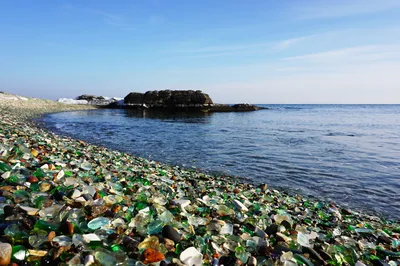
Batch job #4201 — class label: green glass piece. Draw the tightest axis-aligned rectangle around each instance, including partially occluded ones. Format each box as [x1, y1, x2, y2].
[318, 211, 329, 221]
[12, 245, 27, 261]
[64, 171, 73, 177]
[13, 190, 30, 201]
[304, 218, 312, 225]
[34, 219, 60, 232]
[235, 246, 250, 263]
[111, 244, 123, 252]
[98, 191, 106, 198]
[175, 243, 183, 255]
[136, 192, 147, 203]
[34, 195, 47, 209]
[0, 161, 11, 172]
[33, 168, 45, 178]
[30, 183, 40, 192]
[314, 202, 324, 209]
[143, 179, 150, 186]
[7, 175, 19, 183]
[135, 202, 147, 211]
[125, 206, 135, 221]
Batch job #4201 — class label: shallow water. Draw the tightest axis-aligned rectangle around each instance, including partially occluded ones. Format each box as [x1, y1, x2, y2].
[41, 105, 400, 219]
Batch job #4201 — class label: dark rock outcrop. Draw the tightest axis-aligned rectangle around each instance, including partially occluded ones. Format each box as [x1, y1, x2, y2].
[121, 90, 265, 112]
[232, 103, 260, 111]
[124, 90, 213, 108]
[124, 93, 144, 106]
[209, 103, 264, 112]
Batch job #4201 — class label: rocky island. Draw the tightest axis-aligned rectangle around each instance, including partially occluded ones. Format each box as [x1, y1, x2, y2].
[121, 90, 265, 112]
[59, 90, 265, 112]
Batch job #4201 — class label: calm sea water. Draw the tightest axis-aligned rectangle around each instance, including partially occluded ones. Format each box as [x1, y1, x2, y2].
[41, 105, 400, 220]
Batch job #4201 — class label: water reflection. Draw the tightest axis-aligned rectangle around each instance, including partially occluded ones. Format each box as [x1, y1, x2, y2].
[123, 109, 214, 124]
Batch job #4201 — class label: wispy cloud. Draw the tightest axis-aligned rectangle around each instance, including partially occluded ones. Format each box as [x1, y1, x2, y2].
[283, 44, 400, 63]
[294, 0, 400, 19]
[174, 36, 308, 58]
[274, 36, 307, 50]
[61, 4, 134, 29]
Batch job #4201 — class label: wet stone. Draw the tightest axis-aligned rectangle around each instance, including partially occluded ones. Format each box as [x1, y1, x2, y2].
[0, 242, 12, 266]
[60, 221, 74, 235]
[219, 256, 237, 265]
[162, 225, 182, 243]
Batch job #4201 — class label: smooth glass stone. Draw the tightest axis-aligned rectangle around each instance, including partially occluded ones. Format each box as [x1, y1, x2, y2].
[297, 232, 310, 247]
[138, 236, 160, 251]
[52, 236, 73, 246]
[39, 205, 64, 218]
[13, 190, 30, 202]
[33, 168, 45, 178]
[80, 162, 92, 171]
[88, 217, 110, 230]
[158, 211, 174, 224]
[34, 220, 60, 232]
[0, 242, 12, 266]
[7, 175, 19, 183]
[12, 245, 27, 261]
[28, 230, 48, 248]
[147, 219, 163, 235]
[4, 224, 19, 237]
[235, 246, 250, 263]
[34, 196, 47, 209]
[179, 247, 203, 266]
[0, 161, 11, 172]
[220, 223, 233, 235]
[95, 250, 118, 266]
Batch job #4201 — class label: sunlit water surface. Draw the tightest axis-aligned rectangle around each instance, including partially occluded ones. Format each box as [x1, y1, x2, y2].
[41, 105, 400, 219]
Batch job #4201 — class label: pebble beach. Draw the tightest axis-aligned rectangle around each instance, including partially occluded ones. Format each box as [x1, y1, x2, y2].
[0, 93, 399, 266]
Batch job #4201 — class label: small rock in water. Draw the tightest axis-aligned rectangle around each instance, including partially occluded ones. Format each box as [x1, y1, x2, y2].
[162, 225, 182, 243]
[0, 242, 12, 266]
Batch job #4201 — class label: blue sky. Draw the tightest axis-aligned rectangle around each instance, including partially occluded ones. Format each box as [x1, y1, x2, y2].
[1, 0, 400, 103]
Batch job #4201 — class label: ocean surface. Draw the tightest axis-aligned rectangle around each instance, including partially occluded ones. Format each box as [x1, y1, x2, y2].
[41, 105, 400, 220]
